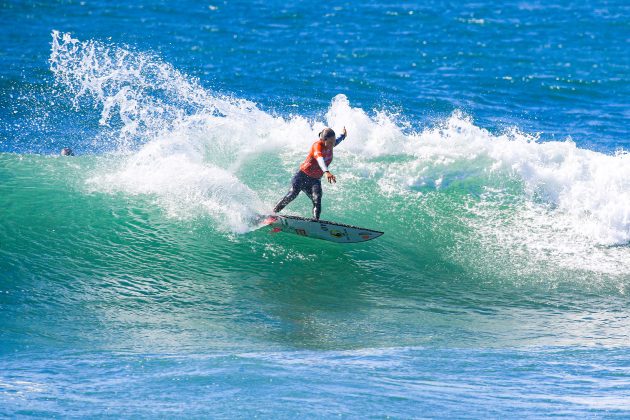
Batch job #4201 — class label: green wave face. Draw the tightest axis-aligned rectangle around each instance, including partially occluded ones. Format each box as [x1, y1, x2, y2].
[1, 32, 628, 356]
[2, 144, 628, 354]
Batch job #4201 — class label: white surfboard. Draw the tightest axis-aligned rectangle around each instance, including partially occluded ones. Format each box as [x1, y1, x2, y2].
[258, 215, 383, 243]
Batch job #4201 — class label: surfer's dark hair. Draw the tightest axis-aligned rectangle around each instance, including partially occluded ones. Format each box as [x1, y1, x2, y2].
[319, 128, 336, 139]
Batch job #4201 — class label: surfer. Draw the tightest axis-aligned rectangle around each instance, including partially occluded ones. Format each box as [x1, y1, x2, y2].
[273, 127, 347, 220]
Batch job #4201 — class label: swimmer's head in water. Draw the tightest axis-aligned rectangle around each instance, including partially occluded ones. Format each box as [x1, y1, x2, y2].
[60, 147, 74, 156]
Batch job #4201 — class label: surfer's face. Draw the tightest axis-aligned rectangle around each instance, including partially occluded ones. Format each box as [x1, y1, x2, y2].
[323, 136, 335, 147]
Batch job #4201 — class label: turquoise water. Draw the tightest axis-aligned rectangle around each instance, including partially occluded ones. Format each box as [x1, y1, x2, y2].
[1, 1, 629, 417]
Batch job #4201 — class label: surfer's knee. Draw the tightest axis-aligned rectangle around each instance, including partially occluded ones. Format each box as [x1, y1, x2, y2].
[287, 187, 300, 200]
[273, 187, 300, 213]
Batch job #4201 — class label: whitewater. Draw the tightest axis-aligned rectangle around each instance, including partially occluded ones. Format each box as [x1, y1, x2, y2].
[50, 31, 630, 262]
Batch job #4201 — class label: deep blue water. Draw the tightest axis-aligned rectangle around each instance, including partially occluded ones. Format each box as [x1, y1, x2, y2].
[1, 0, 629, 417]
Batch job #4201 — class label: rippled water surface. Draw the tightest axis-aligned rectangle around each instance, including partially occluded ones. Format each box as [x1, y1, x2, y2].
[1, 0, 629, 417]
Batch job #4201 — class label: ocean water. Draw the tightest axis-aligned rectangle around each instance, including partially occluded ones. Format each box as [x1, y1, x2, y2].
[1, 0, 629, 417]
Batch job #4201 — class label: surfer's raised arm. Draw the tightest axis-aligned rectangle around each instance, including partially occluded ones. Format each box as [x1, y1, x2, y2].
[334, 126, 347, 147]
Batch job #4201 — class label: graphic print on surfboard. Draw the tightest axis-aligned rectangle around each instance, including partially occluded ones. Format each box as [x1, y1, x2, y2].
[259, 215, 383, 243]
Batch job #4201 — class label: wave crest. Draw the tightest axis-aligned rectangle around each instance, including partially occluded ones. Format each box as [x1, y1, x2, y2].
[51, 32, 630, 249]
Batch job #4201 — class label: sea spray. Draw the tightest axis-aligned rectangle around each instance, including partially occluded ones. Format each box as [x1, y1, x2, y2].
[50, 32, 630, 254]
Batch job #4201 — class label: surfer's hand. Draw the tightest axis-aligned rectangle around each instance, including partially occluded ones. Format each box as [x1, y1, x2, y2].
[325, 171, 336, 184]
[342, 126, 347, 137]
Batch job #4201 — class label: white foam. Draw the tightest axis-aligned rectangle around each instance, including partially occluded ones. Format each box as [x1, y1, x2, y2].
[52, 32, 630, 256]
[87, 136, 265, 232]
[354, 112, 630, 247]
